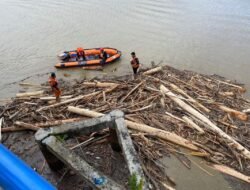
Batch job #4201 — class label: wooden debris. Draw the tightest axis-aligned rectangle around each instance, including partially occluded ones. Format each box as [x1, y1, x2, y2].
[218, 105, 248, 121]
[210, 164, 250, 183]
[82, 82, 118, 88]
[169, 83, 210, 113]
[120, 81, 144, 103]
[67, 106, 198, 151]
[143, 66, 162, 75]
[242, 108, 250, 113]
[40, 95, 73, 100]
[160, 85, 250, 160]
[14, 121, 40, 131]
[182, 116, 205, 134]
[2, 65, 250, 188]
[16, 91, 44, 98]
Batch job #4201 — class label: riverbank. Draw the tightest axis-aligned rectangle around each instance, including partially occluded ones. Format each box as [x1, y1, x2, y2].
[1, 65, 250, 189]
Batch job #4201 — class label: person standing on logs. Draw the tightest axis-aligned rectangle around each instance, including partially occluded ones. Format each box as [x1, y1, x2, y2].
[130, 52, 140, 75]
[48, 72, 61, 102]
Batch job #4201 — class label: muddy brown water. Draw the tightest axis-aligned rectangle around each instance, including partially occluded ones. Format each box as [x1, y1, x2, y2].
[1, 0, 250, 189]
[1, 0, 250, 99]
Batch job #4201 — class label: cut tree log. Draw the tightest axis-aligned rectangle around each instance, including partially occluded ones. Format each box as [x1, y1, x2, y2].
[218, 105, 248, 121]
[67, 106, 199, 151]
[210, 164, 250, 184]
[160, 85, 250, 160]
[16, 91, 44, 98]
[169, 83, 210, 113]
[120, 81, 144, 103]
[143, 66, 162, 75]
[182, 116, 205, 134]
[82, 82, 118, 88]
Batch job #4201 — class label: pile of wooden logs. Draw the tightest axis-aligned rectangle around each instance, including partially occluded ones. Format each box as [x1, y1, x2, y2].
[1, 65, 250, 189]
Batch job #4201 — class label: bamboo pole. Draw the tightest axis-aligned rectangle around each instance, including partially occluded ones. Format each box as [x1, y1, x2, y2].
[160, 85, 250, 160]
[67, 106, 198, 151]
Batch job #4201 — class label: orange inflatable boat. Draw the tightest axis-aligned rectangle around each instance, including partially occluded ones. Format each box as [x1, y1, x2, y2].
[55, 47, 121, 68]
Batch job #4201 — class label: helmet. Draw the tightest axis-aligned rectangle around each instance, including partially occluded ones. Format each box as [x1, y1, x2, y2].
[51, 72, 56, 78]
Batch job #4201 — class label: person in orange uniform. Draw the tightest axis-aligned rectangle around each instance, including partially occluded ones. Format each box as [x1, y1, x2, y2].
[130, 52, 140, 74]
[48, 72, 61, 102]
[77, 47, 86, 61]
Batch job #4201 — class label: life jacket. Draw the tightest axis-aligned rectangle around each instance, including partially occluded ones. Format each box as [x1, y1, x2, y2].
[131, 57, 139, 68]
[77, 47, 85, 57]
[48, 77, 58, 88]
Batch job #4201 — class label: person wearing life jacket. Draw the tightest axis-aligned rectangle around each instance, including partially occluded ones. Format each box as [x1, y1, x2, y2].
[130, 52, 140, 74]
[77, 47, 86, 61]
[100, 48, 107, 65]
[48, 72, 61, 102]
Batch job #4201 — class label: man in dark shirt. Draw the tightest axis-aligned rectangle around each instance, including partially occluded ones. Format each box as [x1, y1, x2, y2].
[100, 48, 107, 65]
[130, 52, 140, 74]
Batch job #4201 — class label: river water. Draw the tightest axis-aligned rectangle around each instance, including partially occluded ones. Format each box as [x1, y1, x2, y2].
[0, 0, 250, 98]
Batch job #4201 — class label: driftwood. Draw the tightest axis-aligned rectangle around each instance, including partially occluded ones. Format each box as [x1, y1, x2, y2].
[218, 105, 248, 121]
[242, 108, 250, 113]
[169, 83, 210, 113]
[160, 85, 250, 160]
[182, 116, 205, 134]
[82, 82, 118, 88]
[40, 95, 73, 101]
[211, 164, 250, 183]
[120, 81, 144, 103]
[15, 121, 40, 131]
[2, 118, 83, 133]
[67, 106, 198, 151]
[16, 91, 44, 98]
[36, 90, 104, 112]
[143, 66, 162, 75]
[214, 79, 246, 92]
[128, 104, 153, 113]
[165, 111, 184, 123]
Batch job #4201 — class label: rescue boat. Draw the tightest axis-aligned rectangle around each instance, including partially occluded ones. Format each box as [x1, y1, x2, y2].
[55, 47, 121, 68]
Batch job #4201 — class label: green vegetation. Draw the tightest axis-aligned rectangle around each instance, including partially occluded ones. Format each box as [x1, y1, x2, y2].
[128, 173, 143, 190]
